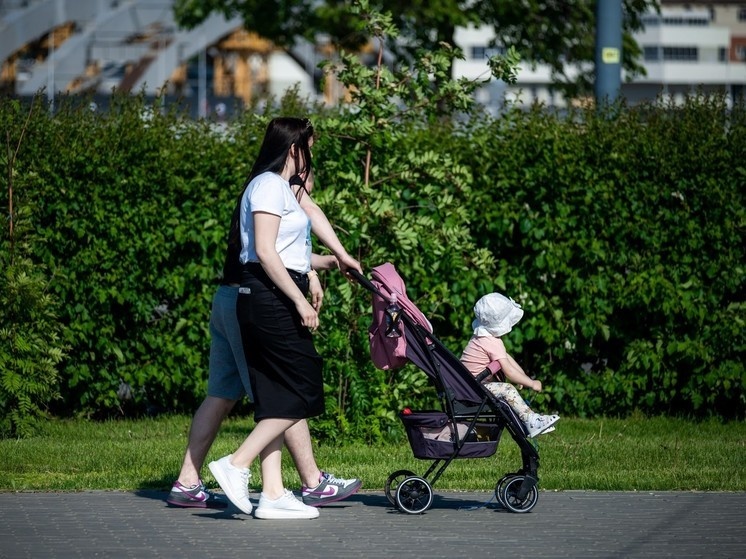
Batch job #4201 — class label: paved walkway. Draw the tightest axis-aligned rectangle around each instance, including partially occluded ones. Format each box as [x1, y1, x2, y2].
[1, 490, 744, 558]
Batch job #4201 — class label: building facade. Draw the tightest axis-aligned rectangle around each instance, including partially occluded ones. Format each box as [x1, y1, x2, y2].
[2, 0, 745, 113]
[455, 2, 746, 109]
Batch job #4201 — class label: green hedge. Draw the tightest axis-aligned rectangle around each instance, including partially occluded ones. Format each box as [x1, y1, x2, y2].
[460, 99, 745, 418]
[1, 92, 744, 439]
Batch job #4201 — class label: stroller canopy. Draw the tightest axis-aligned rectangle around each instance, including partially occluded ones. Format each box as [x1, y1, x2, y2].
[364, 263, 487, 405]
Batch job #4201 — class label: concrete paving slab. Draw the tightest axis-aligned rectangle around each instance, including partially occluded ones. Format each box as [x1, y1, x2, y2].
[0, 490, 744, 558]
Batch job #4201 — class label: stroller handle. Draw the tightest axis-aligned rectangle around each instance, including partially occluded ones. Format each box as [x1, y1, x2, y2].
[348, 268, 379, 295]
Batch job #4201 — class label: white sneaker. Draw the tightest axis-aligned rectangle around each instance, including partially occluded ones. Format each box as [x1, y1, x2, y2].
[254, 489, 320, 520]
[208, 455, 253, 514]
[525, 413, 560, 438]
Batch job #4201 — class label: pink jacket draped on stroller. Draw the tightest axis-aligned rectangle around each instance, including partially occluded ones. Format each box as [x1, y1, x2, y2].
[367, 262, 432, 370]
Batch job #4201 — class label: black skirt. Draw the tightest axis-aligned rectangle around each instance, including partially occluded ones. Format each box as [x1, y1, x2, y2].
[236, 264, 324, 421]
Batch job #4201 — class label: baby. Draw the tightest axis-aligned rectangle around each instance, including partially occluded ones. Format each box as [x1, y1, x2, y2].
[460, 293, 559, 437]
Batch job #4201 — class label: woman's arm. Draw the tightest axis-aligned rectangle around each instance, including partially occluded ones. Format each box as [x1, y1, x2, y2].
[307, 253, 337, 312]
[311, 253, 338, 271]
[299, 195, 362, 274]
[254, 211, 318, 330]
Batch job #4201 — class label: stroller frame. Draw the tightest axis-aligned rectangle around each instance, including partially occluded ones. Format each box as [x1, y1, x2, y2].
[353, 266, 541, 514]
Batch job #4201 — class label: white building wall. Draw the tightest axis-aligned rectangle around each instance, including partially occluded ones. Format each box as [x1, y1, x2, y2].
[267, 52, 315, 100]
[638, 25, 728, 48]
[453, 24, 572, 110]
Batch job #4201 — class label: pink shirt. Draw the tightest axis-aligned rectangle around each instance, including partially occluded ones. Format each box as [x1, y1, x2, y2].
[460, 336, 508, 376]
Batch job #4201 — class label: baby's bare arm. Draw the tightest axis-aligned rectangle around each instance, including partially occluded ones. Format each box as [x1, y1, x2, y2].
[499, 355, 542, 392]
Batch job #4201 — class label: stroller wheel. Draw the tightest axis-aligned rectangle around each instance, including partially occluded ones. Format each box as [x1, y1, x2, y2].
[500, 475, 539, 513]
[385, 470, 416, 506]
[494, 474, 516, 507]
[395, 476, 433, 514]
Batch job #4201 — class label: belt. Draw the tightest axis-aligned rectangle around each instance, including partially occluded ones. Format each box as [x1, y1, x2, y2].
[241, 262, 309, 286]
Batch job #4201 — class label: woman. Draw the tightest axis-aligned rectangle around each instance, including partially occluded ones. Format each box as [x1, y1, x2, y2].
[209, 117, 358, 520]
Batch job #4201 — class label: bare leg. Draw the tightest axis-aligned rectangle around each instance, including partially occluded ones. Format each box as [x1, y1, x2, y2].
[284, 419, 322, 488]
[176, 396, 236, 487]
[259, 434, 287, 499]
[230, 417, 298, 499]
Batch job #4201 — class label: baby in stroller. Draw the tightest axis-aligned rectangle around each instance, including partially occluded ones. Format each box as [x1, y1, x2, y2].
[460, 292, 559, 438]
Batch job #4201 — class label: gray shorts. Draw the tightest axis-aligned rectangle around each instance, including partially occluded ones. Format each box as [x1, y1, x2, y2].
[207, 285, 253, 401]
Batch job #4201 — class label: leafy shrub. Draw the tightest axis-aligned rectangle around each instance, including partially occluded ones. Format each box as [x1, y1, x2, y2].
[461, 96, 745, 419]
[0, 99, 67, 437]
[1, 43, 743, 439]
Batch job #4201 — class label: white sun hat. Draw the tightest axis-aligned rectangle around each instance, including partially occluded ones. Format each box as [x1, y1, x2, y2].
[472, 292, 524, 337]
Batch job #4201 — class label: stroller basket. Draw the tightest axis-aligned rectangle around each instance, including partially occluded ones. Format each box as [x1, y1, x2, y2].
[400, 411, 499, 460]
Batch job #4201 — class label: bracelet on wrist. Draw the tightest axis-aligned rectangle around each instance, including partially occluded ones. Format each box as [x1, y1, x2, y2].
[307, 269, 319, 279]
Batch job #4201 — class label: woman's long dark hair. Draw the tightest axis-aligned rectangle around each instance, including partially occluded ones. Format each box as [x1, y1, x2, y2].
[247, 117, 314, 185]
[222, 117, 314, 280]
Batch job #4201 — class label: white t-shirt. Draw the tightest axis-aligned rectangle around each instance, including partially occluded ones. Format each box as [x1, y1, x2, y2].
[239, 171, 312, 273]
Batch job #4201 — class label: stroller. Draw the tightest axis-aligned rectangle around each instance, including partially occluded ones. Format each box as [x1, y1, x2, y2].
[352, 263, 541, 514]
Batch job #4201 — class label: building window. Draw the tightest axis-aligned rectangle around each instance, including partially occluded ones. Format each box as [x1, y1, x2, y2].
[660, 15, 708, 26]
[739, 8, 746, 21]
[736, 46, 746, 61]
[719, 47, 727, 62]
[662, 47, 698, 61]
[642, 13, 710, 27]
[643, 46, 660, 61]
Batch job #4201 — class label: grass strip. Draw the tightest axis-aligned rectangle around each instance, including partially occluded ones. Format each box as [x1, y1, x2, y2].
[1, 415, 744, 492]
